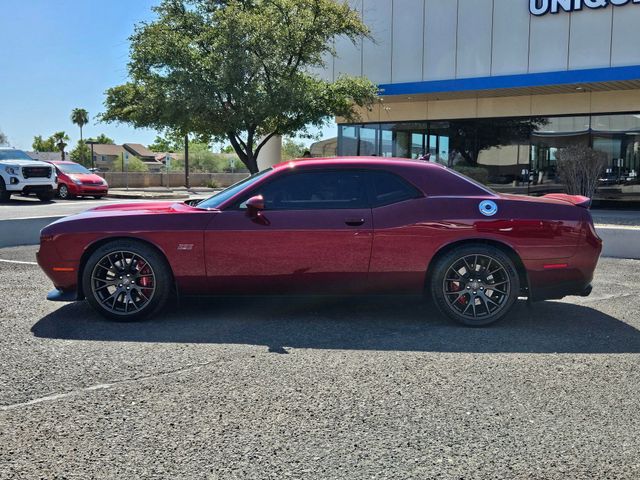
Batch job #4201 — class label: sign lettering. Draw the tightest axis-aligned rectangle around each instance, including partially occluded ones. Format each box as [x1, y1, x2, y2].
[530, 0, 640, 16]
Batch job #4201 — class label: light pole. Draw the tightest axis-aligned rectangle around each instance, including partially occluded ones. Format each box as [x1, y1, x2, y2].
[85, 140, 98, 170]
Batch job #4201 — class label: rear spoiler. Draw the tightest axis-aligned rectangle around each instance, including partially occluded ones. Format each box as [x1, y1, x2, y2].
[542, 194, 592, 209]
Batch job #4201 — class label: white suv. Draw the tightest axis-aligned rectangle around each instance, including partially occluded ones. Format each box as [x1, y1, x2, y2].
[0, 148, 58, 202]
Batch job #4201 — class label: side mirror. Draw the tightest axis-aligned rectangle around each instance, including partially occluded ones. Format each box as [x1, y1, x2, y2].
[245, 195, 265, 217]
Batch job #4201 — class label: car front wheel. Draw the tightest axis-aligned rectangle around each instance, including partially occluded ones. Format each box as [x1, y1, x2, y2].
[57, 184, 73, 199]
[430, 245, 520, 326]
[82, 240, 172, 321]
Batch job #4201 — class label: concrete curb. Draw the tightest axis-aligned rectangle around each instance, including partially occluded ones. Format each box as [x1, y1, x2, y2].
[107, 193, 190, 200]
[596, 226, 640, 260]
[0, 216, 64, 248]
[0, 217, 638, 260]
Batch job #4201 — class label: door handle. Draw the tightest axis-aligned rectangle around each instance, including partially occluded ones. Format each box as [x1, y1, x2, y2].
[345, 218, 365, 227]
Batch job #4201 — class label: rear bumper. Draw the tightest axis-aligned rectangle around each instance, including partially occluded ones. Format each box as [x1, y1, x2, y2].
[529, 279, 593, 301]
[526, 234, 601, 302]
[47, 288, 80, 302]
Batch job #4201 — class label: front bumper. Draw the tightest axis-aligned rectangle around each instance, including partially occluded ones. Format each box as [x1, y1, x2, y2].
[7, 180, 56, 194]
[69, 184, 108, 195]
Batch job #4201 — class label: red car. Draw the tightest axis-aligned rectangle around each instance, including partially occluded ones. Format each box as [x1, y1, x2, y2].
[38, 158, 602, 326]
[47, 161, 109, 199]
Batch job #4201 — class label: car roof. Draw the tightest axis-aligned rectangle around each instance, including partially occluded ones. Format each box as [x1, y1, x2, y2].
[273, 156, 446, 171]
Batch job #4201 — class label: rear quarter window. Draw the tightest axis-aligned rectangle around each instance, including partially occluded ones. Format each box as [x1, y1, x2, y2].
[369, 171, 422, 207]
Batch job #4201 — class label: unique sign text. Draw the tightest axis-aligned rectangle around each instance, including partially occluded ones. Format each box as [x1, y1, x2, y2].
[530, 0, 640, 16]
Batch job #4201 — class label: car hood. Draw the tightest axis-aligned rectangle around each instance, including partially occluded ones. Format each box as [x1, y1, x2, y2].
[86, 201, 198, 215]
[67, 173, 106, 183]
[2, 159, 51, 167]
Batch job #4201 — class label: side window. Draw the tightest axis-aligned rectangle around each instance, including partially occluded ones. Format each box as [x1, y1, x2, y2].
[369, 171, 421, 207]
[243, 171, 368, 210]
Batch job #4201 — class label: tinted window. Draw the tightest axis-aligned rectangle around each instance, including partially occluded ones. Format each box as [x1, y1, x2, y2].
[369, 171, 421, 207]
[197, 169, 272, 209]
[246, 171, 368, 210]
[57, 163, 91, 174]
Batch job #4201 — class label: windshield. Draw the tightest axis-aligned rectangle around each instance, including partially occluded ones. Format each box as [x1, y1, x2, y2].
[57, 163, 91, 175]
[0, 149, 33, 161]
[196, 168, 272, 209]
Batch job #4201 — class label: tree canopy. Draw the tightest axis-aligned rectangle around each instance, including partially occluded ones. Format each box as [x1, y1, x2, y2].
[101, 0, 378, 173]
[71, 108, 89, 137]
[0, 131, 7, 145]
[85, 134, 115, 145]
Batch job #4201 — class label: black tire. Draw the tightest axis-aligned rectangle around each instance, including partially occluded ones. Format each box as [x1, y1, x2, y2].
[430, 244, 520, 327]
[94, 196, 104, 199]
[0, 178, 10, 202]
[82, 239, 173, 321]
[37, 190, 55, 202]
[57, 184, 74, 199]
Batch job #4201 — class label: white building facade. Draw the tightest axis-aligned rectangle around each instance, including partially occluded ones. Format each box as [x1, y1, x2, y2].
[323, 0, 640, 185]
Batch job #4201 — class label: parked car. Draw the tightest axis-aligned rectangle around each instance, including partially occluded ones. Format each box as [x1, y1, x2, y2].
[38, 157, 602, 326]
[46, 161, 108, 199]
[0, 147, 57, 202]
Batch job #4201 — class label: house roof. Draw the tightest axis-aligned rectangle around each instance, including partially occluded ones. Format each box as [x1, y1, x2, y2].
[123, 143, 155, 159]
[92, 144, 126, 156]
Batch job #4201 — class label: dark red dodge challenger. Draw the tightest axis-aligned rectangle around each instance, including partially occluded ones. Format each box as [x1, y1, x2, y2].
[38, 158, 602, 326]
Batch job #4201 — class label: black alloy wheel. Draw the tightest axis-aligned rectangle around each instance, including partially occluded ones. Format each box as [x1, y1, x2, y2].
[83, 240, 172, 321]
[431, 245, 520, 326]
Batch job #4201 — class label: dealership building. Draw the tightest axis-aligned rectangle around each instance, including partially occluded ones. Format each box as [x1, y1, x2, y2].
[303, 0, 640, 188]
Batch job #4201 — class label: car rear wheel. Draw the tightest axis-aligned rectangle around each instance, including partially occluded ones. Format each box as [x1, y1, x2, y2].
[57, 184, 74, 199]
[430, 245, 520, 326]
[82, 240, 172, 321]
[0, 178, 10, 202]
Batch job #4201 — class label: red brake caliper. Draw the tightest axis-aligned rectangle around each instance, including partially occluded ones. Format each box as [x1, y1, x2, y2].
[449, 281, 468, 305]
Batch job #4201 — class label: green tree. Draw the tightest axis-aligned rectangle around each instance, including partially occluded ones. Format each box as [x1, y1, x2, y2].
[52, 132, 70, 160]
[147, 132, 188, 152]
[220, 145, 235, 154]
[101, 0, 378, 173]
[281, 137, 307, 160]
[86, 134, 115, 144]
[0, 131, 7, 145]
[70, 142, 92, 167]
[71, 108, 89, 142]
[32, 135, 56, 152]
[110, 154, 150, 172]
[71, 108, 90, 165]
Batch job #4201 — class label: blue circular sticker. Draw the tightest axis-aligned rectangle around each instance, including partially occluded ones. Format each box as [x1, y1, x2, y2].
[479, 200, 498, 216]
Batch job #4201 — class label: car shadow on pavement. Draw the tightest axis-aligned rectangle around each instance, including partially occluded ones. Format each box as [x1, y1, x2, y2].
[32, 296, 640, 354]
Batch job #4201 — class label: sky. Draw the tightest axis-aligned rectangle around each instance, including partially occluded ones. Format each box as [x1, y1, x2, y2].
[0, 0, 335, 151]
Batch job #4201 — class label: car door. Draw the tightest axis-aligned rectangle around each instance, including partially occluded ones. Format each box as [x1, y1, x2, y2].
[366, 170, 429, 294]
[204, 169, 373, 294]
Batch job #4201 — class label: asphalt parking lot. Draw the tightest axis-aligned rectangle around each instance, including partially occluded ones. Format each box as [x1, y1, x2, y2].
[1, 246, 639, 479]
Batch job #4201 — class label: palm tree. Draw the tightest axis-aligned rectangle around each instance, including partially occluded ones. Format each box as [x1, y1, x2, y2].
[71, 108, 89, 163]
[52, 131, 70, 160]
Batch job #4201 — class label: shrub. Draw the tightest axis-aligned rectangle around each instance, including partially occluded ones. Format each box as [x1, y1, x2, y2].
[555, 146, 607, 198]
[453, 165, 490, 185]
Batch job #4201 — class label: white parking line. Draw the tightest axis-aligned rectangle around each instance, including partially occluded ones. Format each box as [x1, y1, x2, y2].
[0, 259, 38, 266]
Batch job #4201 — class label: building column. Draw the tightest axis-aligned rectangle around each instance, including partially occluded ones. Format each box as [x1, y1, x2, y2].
[257, 135, 282, 171]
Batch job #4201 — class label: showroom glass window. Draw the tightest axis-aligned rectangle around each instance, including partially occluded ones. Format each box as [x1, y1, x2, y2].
[591, 114, 640, 175]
